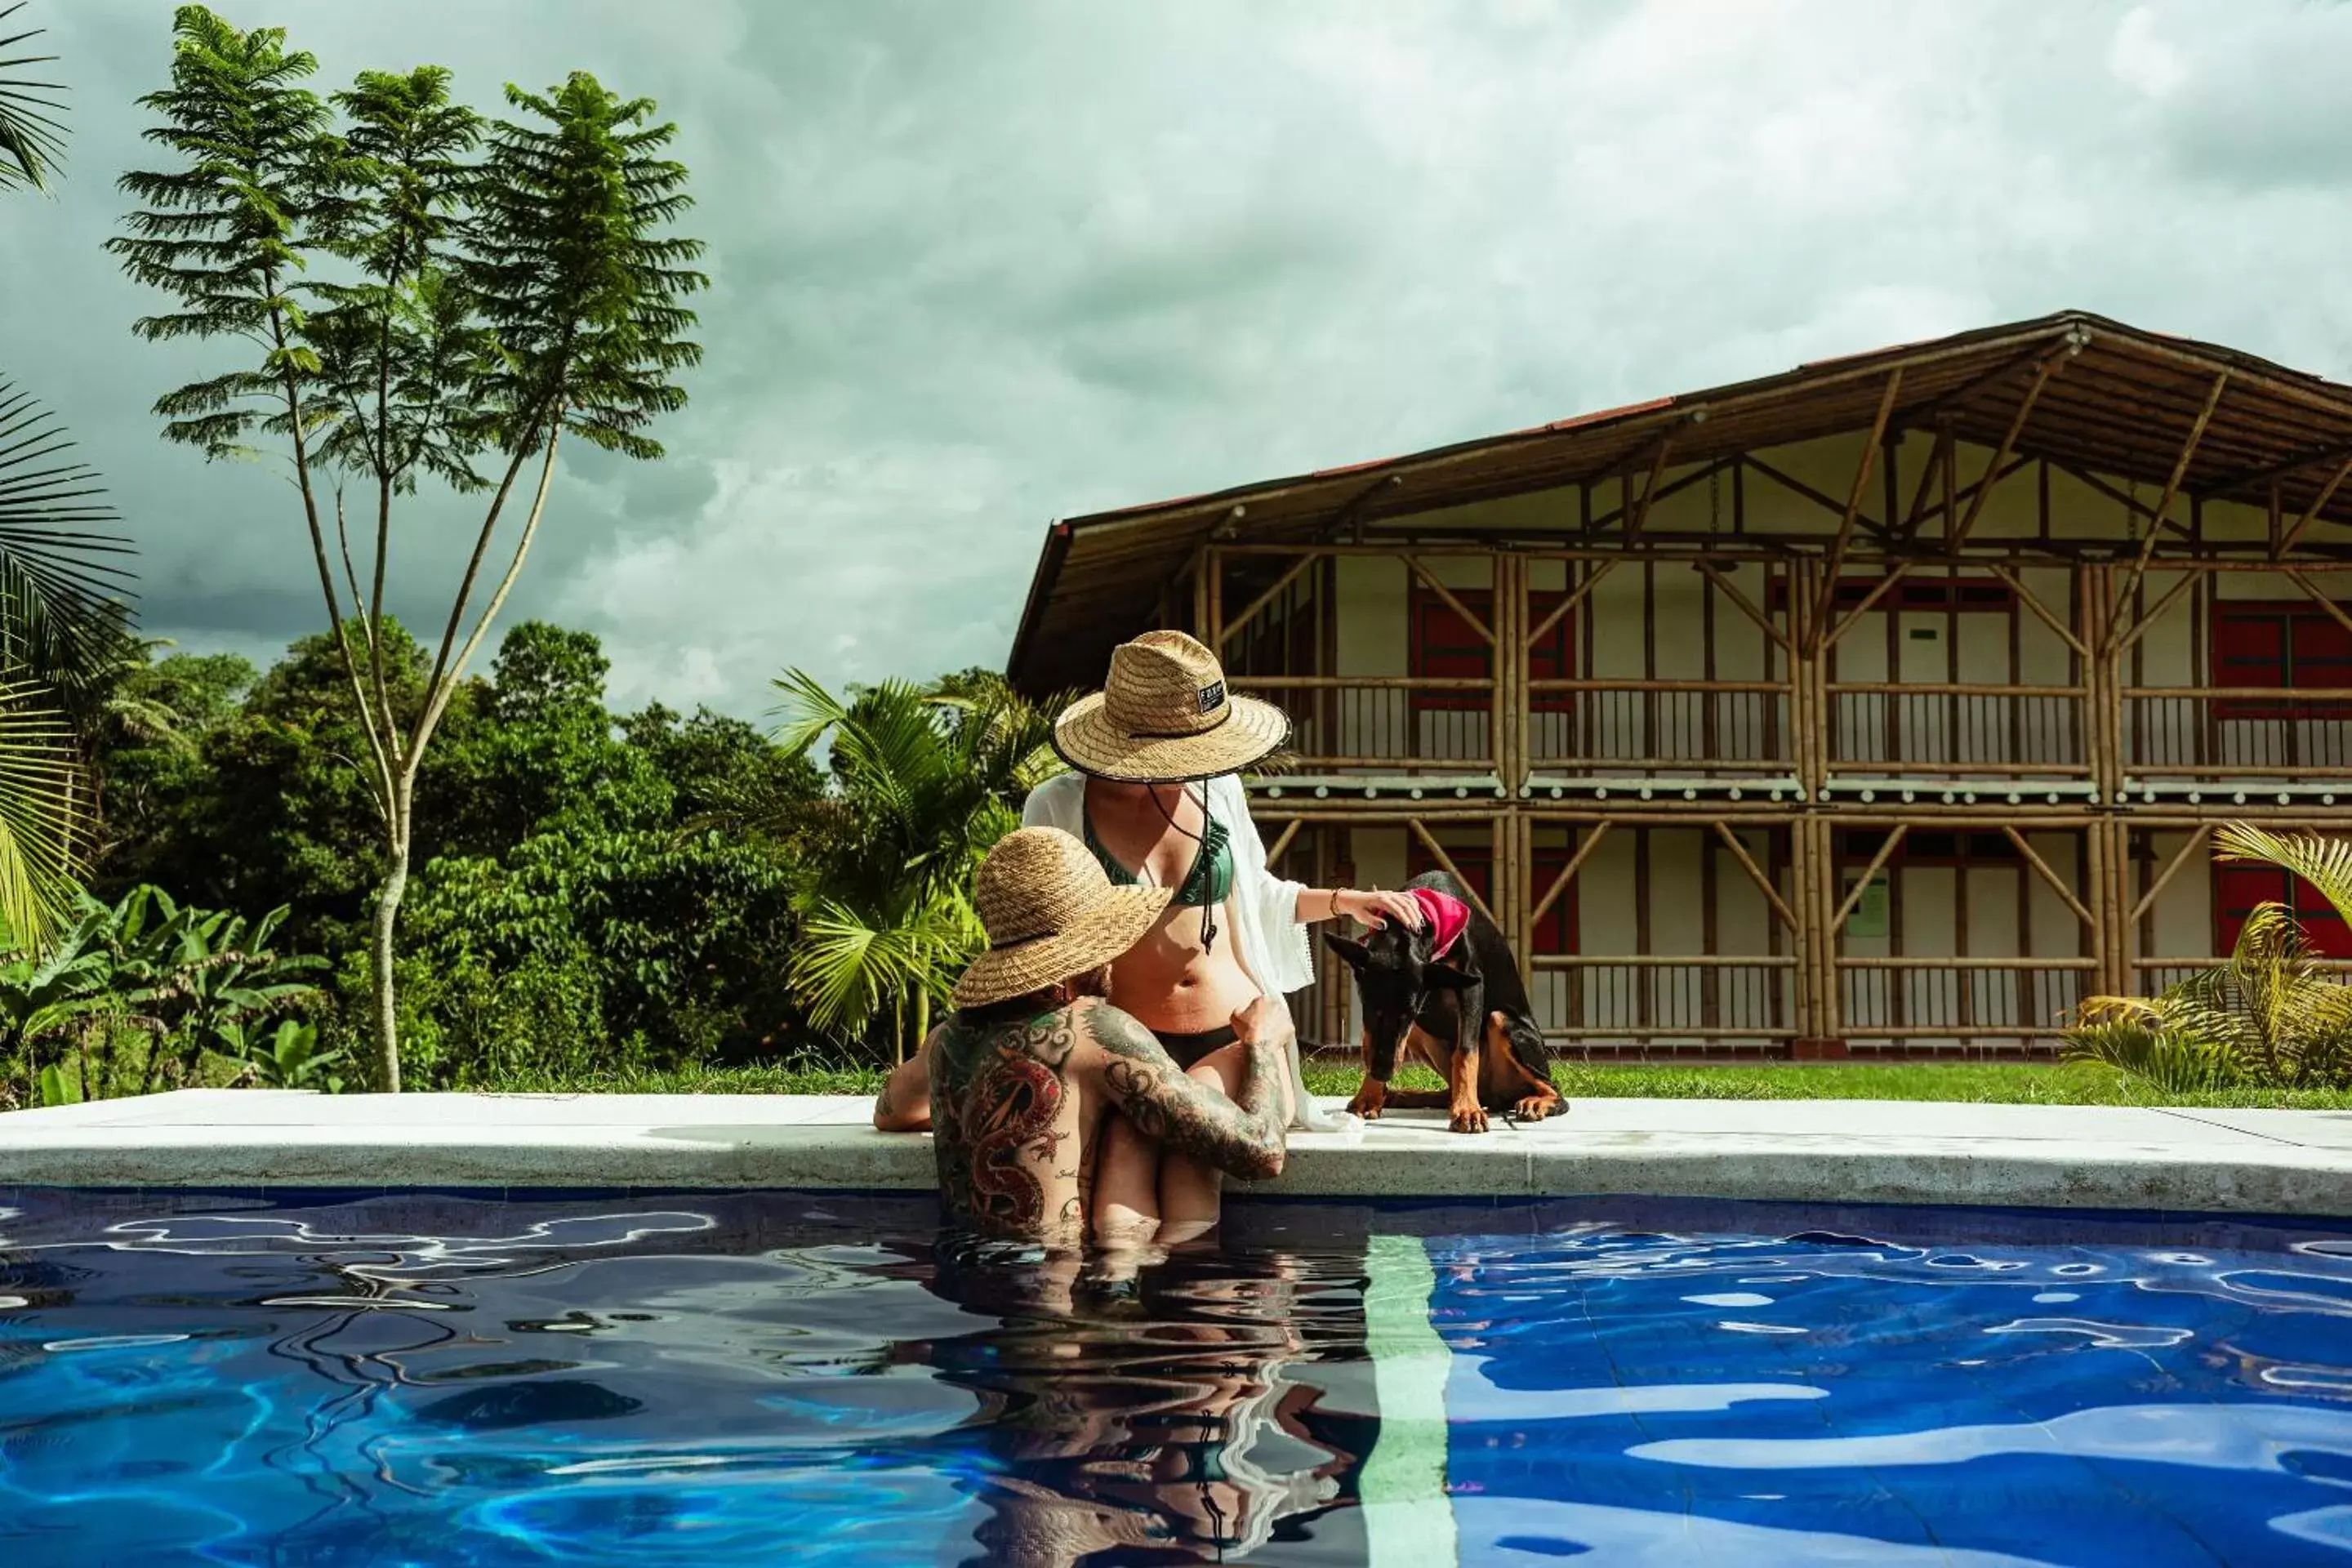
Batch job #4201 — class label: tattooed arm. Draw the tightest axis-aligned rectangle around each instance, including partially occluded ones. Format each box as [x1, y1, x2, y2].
[1085, 1002, 1287, 1181]
[872, 1031, 935, 1132]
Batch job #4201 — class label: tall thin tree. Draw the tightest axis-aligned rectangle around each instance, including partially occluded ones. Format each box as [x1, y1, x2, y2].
[113, 7, 703, 1088]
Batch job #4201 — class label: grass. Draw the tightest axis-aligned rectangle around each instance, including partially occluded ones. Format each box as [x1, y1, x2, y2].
[483, 1056, 2352, 1110]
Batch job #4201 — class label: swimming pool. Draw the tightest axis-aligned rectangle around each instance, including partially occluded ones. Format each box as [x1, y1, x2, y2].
[4, 1190, 2350, 1566]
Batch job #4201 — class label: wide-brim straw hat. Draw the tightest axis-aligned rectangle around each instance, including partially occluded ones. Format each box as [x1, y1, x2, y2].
[1054, 630, 1290, 782]
[952, 826, 1173, 1009]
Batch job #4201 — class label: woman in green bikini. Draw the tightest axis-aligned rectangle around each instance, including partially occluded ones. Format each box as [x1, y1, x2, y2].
[1030, 630, 1419, 1241]
[875, 630, 1420, 1241]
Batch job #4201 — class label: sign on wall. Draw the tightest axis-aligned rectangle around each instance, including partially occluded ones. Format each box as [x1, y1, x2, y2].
[1846, 873, 1891, 939]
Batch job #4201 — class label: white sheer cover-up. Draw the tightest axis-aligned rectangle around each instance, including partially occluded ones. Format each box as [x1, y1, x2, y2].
[1021, 771, 1351, 1134]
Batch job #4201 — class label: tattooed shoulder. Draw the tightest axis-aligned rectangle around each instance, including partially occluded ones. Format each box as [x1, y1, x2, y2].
[1085, 1003, 1165, 1060]
[1006, 1005, 1081, 1069]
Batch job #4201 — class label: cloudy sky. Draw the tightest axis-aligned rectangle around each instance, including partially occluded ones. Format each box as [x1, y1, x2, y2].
[6, 1, 2352, 716]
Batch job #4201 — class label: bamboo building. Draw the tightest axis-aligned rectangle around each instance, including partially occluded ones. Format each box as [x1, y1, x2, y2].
[1008, 312, 2352, 1058]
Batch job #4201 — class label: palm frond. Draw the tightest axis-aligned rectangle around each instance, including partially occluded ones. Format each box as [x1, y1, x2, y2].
[0, 2, 67, 193]
[0, 681, 83, 952]
[2065, 1016, 2235, 1094]
[2069, 872, 2352, 1092]
[786, 893, 979, 1039]
[0, 381, 138, 689]
[2215, 822, 2352, 926]
[772, 667, 1071, 1053]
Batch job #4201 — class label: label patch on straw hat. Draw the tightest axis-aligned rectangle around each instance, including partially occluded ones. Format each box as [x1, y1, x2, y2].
[1197, 680, 1225, 713]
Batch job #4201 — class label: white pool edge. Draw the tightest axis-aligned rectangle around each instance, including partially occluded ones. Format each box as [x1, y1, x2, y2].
[6, 1091, 2352, 1218]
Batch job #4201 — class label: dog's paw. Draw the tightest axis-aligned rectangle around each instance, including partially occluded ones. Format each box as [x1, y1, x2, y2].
[1448, 1104, 1489, 1135]
[1512, 1094, 1563, 1122]
[1348, 1092, 1385, 1120]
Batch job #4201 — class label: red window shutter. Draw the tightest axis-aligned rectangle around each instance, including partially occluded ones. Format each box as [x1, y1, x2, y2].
[2215, 864, 2352, 960]
[1410, 586, 1576, 713]
[2215, 863, 2276, 954]
[1410, 587, 1493, 713]
[2213, 610, 2284, 685]
[2293, 612, 2352, 694]
[2211, 605, 2352, 719]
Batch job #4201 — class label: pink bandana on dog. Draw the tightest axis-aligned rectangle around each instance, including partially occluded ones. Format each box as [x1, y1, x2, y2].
[1406, 886, 1472, 959]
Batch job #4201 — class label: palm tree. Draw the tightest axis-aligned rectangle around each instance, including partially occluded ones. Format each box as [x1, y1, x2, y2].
[0, 4, 138, 950]
[0, 2, 66, 192]
[2069, 823, 2352, 1091]
[70, 635, 194, 754]
[768, 670, 1066, 1061]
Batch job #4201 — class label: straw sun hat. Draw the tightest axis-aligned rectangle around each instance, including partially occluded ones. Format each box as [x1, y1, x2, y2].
[952, 827, 1173, 1009]
[1052, 630, 1290, 782]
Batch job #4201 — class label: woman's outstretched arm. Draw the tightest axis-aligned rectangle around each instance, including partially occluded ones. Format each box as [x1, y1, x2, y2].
[1293, 885, 1426, 929]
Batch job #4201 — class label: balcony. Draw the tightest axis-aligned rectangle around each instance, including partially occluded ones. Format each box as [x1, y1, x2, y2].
[1530, 955, 1796, 1048]
[2124, 688, 2352, 782]
[1229, 676, 1493, 775]
[1526, 680, 1792, 775]
[1829, 684, 2087, 779]
[1837, 956, 2088, 1047]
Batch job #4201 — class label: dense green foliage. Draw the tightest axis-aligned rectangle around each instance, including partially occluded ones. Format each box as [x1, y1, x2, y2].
[0, 617, 1076, 1105]
[0, 618, 852, 1101]
[764, 669, 1065, 1060]
[2069, 824, 2352, 1092]
[0, 883, 327, 1107]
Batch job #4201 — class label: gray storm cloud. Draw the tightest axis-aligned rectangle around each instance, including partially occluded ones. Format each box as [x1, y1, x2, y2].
[4, 1, 2350, 713]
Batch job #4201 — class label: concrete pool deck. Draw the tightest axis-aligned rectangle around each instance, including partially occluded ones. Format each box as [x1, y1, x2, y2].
[7, 1088, 2352, 1216]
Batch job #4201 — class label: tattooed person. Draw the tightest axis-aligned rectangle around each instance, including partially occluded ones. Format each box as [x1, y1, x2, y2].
[882, 826, 1289, 1246]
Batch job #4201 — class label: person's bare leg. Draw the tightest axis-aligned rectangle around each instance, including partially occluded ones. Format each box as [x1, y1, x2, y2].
[1154, 1041, 1250, 1245]
[1091, 1111, 1162, 1247]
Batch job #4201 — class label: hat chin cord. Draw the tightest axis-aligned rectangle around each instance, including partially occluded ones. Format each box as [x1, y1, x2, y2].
[1147, 782, 1218, 955]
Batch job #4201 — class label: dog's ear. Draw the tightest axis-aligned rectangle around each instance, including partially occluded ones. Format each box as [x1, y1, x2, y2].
[1323, 933, 1372, 969]
[1422, 959, 1477, 991]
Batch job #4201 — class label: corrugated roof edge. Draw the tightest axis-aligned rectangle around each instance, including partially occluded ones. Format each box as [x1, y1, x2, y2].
[1006, 309, 2352, 683]
[1049, 311, 2083, 532]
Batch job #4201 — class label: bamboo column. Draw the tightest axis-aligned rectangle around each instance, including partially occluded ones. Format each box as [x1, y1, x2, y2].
[2107, 818, 2132, 998]
[1496, 550, 1531, 965]
[1787, 812, 1814, 1040]
[1207, 545, 1225, 651]
[2082, 565, 2131, 997]
[1787, 557, 1841, 1054]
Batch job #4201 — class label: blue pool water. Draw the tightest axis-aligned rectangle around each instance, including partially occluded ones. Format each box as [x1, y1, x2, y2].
[4, 1191, 2351, 1566]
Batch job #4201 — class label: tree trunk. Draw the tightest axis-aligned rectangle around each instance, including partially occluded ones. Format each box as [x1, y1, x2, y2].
[371, 823, 411, 1094]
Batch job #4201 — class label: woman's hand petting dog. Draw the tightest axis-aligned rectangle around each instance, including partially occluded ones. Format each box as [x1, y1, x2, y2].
[1334, 889, 1423, 930]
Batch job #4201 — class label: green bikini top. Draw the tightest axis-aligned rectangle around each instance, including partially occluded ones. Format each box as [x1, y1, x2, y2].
[1082, 793, 1235, 911]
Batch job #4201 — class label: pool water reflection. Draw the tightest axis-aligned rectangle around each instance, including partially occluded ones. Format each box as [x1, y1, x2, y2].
[0, 1190, 1375, 1566]
[5, 1191, 2352, 1565]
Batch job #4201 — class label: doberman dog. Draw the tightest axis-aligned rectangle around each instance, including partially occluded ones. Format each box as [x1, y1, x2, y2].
[1323, 869, 1564, 1134]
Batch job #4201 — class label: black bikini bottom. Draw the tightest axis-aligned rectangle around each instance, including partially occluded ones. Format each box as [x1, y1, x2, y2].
[1156, 1023, 1239, 1068]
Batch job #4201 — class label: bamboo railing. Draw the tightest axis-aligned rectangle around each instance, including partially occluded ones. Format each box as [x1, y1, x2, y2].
[1196, 507, 2352, 1059]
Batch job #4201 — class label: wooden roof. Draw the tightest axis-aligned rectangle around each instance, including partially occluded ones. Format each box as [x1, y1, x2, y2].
[1009, 310, 2352, 695]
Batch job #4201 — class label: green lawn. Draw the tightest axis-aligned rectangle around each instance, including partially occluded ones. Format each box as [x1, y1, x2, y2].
[486, 1057, 2352, 1111]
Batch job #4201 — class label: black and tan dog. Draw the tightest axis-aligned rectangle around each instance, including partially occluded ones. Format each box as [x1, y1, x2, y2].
[1323, 870, 1564, 1134]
